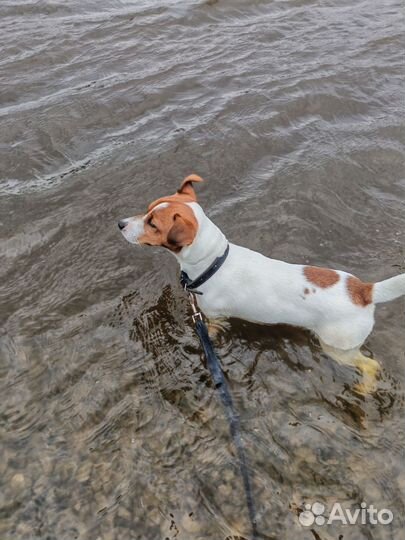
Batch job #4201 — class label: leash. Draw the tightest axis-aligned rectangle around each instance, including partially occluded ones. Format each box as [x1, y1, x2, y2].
[186, 290, 259, 539]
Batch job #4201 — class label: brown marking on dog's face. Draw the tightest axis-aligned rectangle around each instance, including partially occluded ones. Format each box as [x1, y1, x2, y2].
[138, 202, 198, 252]
[304, 288, 310, 295]
[148, 174, 203, 211]
[346, 276, 374, 307]
[304, 266, 340, 288]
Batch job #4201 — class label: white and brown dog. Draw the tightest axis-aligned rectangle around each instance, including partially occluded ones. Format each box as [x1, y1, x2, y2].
[119, 175, 405, 391]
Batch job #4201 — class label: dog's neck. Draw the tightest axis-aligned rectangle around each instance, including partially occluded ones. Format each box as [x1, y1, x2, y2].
[173, 203, 228, 280]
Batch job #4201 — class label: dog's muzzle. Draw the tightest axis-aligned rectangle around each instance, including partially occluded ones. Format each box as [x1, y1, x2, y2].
[118, 216, 145, 244]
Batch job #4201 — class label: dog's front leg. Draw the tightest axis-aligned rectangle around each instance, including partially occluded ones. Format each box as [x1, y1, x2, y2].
[207, 317, 231, 341]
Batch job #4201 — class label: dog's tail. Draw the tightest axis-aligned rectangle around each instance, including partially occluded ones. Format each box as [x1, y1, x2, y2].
[374, 273, 405, 304]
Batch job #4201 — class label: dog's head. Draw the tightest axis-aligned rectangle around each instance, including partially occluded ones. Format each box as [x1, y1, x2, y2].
[118, 174, 203, 253]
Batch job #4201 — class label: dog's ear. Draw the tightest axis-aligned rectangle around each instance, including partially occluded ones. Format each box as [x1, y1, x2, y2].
[167, 213, 197, 250]
[177, 174, 203, 201]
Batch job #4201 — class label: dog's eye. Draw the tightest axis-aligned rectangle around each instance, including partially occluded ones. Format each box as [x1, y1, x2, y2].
[147, 217, 157, 229]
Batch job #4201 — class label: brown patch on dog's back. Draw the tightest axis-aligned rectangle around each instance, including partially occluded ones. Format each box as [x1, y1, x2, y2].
[347, 276, 374, 307]
[304, 266, 340, 288]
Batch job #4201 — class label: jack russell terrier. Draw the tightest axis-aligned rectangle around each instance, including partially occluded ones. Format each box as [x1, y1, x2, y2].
[118, 175, 405, 392]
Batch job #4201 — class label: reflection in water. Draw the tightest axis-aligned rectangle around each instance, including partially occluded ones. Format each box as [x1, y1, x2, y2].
[1, 0, 404, 539]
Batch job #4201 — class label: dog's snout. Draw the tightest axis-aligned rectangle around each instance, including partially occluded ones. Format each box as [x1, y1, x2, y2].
[118, 220, 127, 230]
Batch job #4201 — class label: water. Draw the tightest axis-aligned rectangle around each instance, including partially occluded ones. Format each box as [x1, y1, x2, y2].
[1, 0, 404, 539]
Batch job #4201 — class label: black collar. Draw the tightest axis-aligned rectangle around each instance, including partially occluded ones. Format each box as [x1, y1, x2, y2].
[180, 244, 230, 294]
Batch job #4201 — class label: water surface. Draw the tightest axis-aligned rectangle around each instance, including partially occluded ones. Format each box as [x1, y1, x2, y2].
[1, 1, 404, 539]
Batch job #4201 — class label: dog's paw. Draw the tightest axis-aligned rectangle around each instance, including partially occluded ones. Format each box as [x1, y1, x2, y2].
[207, 318, 231, 342]
[353, 355, 381, 395]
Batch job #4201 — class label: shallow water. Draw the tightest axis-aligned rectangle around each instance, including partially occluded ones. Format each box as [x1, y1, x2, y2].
[1, 0, 404, 539]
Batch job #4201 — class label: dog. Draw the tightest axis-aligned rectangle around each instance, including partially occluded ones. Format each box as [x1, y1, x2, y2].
[118, 174, 405, 392]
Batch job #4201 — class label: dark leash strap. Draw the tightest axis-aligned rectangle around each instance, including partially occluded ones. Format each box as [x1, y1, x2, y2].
[187, 292, 258, 540]
[180, 244, 230, 294]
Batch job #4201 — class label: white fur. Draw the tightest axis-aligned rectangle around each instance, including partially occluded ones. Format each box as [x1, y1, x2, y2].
[374, 274, 405, 303]
[173, 203, 404, 351]
[120, 216, 145, 245]
[120, 201, 404, 352]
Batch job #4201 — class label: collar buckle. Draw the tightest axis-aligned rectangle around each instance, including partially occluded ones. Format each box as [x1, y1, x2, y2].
[180, 243, 230, 294]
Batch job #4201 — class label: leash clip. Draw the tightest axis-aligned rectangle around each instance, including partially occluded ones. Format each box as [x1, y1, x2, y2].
[188, 291, 203, 323]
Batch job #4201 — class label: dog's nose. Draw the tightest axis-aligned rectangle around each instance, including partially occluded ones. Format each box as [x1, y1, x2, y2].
[118, 220, 127, 230]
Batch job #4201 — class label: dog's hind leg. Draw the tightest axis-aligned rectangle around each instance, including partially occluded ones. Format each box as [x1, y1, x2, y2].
[319, 339, 380, 395]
